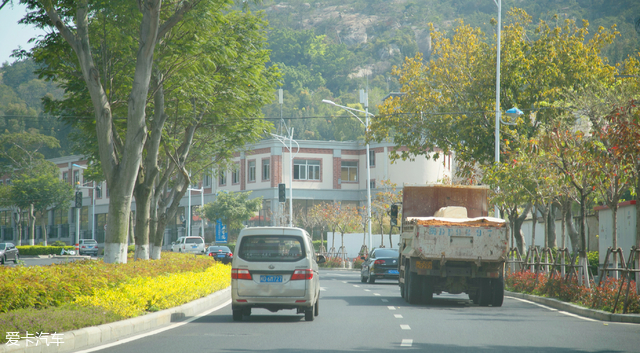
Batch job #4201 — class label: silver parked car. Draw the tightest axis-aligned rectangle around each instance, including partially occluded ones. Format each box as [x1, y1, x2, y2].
[231, 227, 325, 322]
[0, 243, 19, 265]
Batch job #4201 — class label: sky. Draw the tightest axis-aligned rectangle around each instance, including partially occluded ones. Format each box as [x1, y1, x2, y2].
[0, 3, 46, 65]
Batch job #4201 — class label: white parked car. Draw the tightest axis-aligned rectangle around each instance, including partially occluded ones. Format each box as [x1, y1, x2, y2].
[171, 236, 205, 254]
[231, 227, 325, 322]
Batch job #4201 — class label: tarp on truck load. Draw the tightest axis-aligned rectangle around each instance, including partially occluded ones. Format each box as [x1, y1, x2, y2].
[406, 217, 506, 228]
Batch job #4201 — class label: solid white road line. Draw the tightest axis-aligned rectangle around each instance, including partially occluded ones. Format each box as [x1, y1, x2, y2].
[401, 339, 413, 347]
[509, 297, 598, 322]
[400, 325, 411, 330]
[75, 299, 232, 353]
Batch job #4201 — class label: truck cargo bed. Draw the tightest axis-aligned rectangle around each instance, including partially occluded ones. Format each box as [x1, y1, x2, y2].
[402, 216, 507, 262]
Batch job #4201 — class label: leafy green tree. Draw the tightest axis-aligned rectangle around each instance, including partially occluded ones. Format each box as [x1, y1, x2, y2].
[202, 191, 262, 240]
[371, 180, 402, 249]
[23, 0, 275, 262]
[19, 0, 251, 263]
[373, 9, 618, 176]
[9, 162, 73, 245]
[0, 131, 59, 175]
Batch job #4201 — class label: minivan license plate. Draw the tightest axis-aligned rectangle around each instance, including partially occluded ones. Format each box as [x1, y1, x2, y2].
[260, 275, 283, 283]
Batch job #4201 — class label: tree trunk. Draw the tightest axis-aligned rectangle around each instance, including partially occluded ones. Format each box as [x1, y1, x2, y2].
[536, 202, 550, 249]
[530, 205, 537, 253]
[12, 211, 22, 246]
[41, 216, 48, 246]
[548, 203, 558, 248]
[565, 206, 580, 253]
[579, 192, 590, 287]
[512, 203, 530, 256]
[611, 205, 619, 279]
[133, 176, 151, 260]
[29, 204, 35, 246]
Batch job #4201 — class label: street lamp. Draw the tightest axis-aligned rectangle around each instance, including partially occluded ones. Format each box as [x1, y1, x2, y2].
[187, 186, 204, 238]
[271, 130, 299, 227]
[322, 91, 373, 252]
[72, 164, 97, 241]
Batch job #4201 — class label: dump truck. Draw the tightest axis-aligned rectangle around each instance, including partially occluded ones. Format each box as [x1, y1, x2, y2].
[397, 185, 508, 306]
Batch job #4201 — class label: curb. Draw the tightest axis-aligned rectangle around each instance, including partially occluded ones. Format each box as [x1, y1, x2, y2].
[1, 287, 231, 353]
[505, 290, 640, 324]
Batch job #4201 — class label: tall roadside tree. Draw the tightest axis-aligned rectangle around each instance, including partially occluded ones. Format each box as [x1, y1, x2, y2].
[19, 0, 235, 263]
[371, 180, 402, 249]
[0, 131, 62, 245]
[23, 0, 274, 262]
[8, 162, 74, 245]
[372, 8, 617, 178]
[541, 121, 599, 286]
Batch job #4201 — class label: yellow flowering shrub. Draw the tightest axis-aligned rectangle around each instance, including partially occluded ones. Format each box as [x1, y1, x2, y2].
[74, 263, 230, 318]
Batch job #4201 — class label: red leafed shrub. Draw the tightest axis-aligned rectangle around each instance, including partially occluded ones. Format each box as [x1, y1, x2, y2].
[506, 271, 639, 314]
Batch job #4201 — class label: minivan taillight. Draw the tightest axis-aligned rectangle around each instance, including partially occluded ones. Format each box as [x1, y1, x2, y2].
[291, 269, 313, 280]
[231, 269, 252, 280]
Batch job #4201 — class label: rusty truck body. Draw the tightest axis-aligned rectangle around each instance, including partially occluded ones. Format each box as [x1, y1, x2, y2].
[398, 185, 508, 306]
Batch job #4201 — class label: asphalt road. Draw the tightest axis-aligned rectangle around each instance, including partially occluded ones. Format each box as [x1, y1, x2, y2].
[75, 269, 640, 352]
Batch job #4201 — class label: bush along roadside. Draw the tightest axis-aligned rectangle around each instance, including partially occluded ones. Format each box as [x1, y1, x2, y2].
[506, 271, 640, 314]
[0, 253, 230, 344]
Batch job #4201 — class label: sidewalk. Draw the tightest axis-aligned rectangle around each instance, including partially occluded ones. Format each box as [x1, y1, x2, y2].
[0, 288, 231, 353]
[506, 290, 640, 324]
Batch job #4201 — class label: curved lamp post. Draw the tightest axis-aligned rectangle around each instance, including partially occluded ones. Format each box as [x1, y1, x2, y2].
[322, 95, 373, 252]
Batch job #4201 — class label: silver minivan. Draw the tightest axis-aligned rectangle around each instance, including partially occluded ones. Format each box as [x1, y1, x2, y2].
[231, 227, 325, 321]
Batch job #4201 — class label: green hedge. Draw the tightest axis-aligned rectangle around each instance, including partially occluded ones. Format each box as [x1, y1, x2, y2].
[16, 246, 76, 255]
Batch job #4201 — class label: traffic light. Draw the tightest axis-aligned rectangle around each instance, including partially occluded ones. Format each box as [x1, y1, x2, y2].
[390, 204, 398, 226]
[278, 183, 286, 202]
[75, 191, 83, 208]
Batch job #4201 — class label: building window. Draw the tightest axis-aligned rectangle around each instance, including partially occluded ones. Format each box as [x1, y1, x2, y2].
[294, 160, 320, 181]
[341, 161, 358, 182]
[248, 160, 256, 182]
[370, 179, 376, 189]
[262, 158, 270, 181]
[96, 182, 102, 198]
[0, 180, 3, 186]
[219, 171, 226, 186]
[204, 174, 211, 188]
[369, 150, 375, 167]
[74, 170, 80, 185]
[5, 179, 10, 185]
[63, 172, 68, 183]
[232, 167, 240, 184]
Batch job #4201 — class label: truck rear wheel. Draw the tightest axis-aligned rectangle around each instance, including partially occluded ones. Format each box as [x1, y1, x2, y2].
[407, 269, 421, 305]
[491, 276, 504, 307]
[478, 279, 492, 307]
[422, 276, 434, 304]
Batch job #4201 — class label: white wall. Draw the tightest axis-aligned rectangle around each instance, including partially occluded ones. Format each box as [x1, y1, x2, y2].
[598, 203, 637, 265]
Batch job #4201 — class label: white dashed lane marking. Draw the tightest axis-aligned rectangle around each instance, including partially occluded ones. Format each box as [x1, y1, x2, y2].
[394, 314, 403, 318]
[400, 325, 411, 330]
[373, 293, 381, 296]
[381, 299, 389, 302]
[387, 306, 396, 310]
[401, 339, 413, 347]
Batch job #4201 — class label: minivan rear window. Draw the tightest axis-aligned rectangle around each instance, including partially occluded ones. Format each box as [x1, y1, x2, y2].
[186, 238, 203, 244]
[238, 236, 304, 262]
